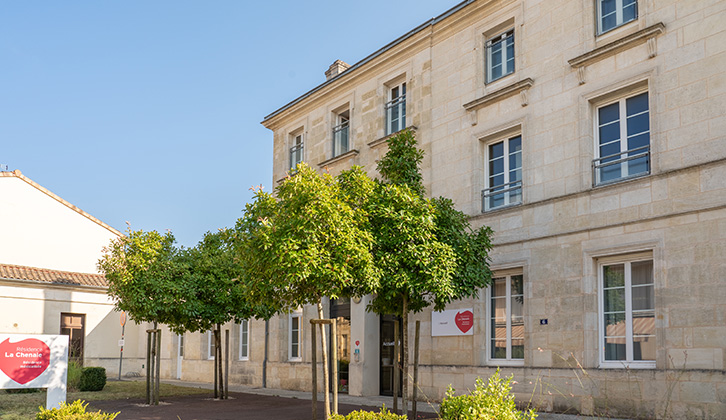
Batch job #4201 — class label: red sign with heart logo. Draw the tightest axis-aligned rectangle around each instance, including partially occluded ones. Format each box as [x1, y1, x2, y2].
[454, 310, 474, 334]
[0, 338, 51, 385]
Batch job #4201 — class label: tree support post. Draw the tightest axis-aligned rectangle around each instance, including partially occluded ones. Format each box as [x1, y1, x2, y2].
[225, 329, 230, 400]
[146, 330, 152, 405]
[311, 322, 317, 420]
[393, 320, 399, 415]
[331, 318, 338, 415]
[412, 320, 420, 420]
[311, 318, 335, 419]
[155, 328, 161, 405]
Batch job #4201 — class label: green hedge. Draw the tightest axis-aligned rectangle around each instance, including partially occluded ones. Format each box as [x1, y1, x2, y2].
[36, 400, 118, 420]
[329, 406, 406, 420]
[79, 367, 107, 392]
[439, 370, 536, 420]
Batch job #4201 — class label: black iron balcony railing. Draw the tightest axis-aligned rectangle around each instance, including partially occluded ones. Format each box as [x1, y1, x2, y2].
[592, 145, 650, 186]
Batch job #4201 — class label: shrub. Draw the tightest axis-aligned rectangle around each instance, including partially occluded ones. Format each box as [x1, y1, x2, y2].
[439, 370, 537, 420]
[79, 367, 107, 392]
[36, 400, 118, 420]
[329, 405, 406, 420]
[5, 388, 42, 394]
[67, 361, 83, 392]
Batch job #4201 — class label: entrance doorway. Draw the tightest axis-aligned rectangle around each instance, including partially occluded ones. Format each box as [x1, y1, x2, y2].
[177, 334, 184, 379]
[379, 315, 401, 396]
[60, 313, 85, 365]
[330, 298, 351, 394]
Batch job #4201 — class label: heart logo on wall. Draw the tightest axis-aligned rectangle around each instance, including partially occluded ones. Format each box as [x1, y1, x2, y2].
[0, 338, 51, 385]
[454, 310, 474, 334]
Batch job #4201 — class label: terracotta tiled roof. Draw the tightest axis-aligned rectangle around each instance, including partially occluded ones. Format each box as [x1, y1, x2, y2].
[0, 263, 107, 288]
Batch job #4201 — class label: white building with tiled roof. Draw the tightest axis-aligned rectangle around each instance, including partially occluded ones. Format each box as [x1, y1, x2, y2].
[0, 170, 146, 373]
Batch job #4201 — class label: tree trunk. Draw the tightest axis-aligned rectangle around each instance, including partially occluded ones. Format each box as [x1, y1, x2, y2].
[317, 302, 330, 419]
[401, 296, 409, 420]
[412, 320, 420, 420]
[146, 329, 151, 405]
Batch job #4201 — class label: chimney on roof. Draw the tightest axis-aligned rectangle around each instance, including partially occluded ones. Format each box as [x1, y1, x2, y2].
[325, 60, 350, 81]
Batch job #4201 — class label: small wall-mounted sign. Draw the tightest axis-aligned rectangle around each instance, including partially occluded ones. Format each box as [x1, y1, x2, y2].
[540, 319, 548, 325]
[432, 308, 474, 336]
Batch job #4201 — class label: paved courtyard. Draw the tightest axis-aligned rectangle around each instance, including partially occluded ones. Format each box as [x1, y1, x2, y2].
[88, 389, 437, 420]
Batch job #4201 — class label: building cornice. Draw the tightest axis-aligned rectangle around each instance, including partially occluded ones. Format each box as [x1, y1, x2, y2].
[260, 0, 479, 130]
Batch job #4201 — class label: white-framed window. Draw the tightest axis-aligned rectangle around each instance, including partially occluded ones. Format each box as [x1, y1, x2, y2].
[593, 91, 650, 185]
[483, 135, 522, 211]
[598, 0, 638, 34]
[239, 320, 249, 361]
[487, 273, 524, 364]
[289, 311, 302, 361]
[332, 110, 350, 157]
[385, 82, 406, 135]
[599, 256, 655, 368]
[486, 29, 514, 83]
[207, 330, 215, 360]
[289, 132, 304, 170]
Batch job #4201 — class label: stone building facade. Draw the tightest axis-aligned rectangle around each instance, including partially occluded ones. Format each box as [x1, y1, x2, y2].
[235, 0, 726, 417]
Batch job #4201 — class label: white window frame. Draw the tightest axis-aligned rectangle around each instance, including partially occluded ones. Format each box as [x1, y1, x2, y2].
[486, 271, 525, 366]
[332, 111, 350, 157]
[239, 320, 249, 361]
[597, 0, 638, 35]
[483, 134, 522, 211]
[385, 81, 406, 136]
[597, 253, 655, 369]
[593, 89, 650, 186]
[289, 132, 304, 170]
[288, 311, 302, 362]
[486, 29, 515, 83]
[207, 330, 215, 360]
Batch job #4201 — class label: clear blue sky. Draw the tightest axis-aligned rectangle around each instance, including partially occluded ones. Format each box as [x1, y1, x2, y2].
[1, 1, 457, 247]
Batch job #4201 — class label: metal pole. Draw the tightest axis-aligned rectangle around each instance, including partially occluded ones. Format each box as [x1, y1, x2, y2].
[332, 319, 338, 415]
[413, 321, 420, 420]
[118, 322, 125, 381]
[311, 321, 317, 420]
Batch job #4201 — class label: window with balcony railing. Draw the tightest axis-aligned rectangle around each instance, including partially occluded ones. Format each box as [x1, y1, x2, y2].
[385, 82, 406, 135]
[483, 135, 522, 211]
[594, 92, 650, 185]
[332, 111, 350, 157]
[289, 133, 303, 170]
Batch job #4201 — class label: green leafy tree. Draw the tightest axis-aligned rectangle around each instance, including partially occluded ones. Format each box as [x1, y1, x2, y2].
[178, 229, 271, 399]
[98, 227, 185, 404]
[234, 163, 379, 418]
[371, 129, 494, 418]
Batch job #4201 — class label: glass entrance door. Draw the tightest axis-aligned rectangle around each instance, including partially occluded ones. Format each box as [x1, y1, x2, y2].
[379, 315, 401, 396]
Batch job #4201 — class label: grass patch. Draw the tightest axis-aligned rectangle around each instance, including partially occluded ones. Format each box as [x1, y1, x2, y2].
[0, 380, 208, 420]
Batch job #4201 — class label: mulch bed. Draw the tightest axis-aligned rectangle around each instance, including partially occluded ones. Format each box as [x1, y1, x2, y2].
[88, 391, 437, 420]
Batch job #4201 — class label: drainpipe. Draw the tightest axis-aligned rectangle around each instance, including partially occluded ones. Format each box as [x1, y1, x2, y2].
[263, 319, 269, 388]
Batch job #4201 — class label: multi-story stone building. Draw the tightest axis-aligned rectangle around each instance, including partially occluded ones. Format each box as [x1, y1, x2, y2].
[228, 0, 726, 417]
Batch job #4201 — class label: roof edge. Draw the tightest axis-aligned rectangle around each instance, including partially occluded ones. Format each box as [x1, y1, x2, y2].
[261, 0, 476, 125]
[1, 170, 123, 237]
